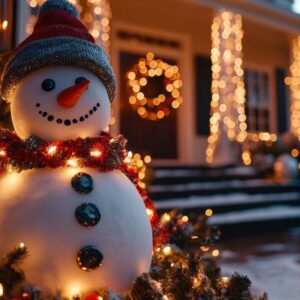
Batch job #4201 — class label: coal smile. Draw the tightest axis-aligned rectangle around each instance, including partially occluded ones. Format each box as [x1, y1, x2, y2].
[35, 102, 101, 126]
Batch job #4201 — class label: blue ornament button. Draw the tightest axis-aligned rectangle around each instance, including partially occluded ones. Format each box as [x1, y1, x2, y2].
[75, 203, 101, 227]
[71, 172, 94, 195]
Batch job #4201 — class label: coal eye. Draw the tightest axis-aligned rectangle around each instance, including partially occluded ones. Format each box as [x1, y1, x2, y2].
[75, 77, 88, 84]
[42, 79, 56, 91]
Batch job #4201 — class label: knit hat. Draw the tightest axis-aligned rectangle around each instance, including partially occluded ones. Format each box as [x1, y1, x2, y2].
[0, 0, 116, 102]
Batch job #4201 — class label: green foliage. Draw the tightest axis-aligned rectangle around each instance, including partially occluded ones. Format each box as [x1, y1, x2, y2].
[0, 246, 28, 298]
[0, 211, 268, 300]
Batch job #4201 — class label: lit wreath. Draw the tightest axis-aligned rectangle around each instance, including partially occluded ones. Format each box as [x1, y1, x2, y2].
[127, 52, 183, 121]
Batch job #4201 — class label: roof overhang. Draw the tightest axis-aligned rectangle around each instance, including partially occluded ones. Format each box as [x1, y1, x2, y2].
[183, 0, 300, 35]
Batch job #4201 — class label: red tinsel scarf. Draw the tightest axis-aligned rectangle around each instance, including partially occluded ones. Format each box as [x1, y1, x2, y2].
[0, 130, 168, 247]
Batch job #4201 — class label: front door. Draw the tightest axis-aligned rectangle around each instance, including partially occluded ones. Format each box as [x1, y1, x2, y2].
[119, 52, 178, 159]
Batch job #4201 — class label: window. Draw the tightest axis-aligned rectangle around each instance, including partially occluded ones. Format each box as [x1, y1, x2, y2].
[245, 69, 270, 133]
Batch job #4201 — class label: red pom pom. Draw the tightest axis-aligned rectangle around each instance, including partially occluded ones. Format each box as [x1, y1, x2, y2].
[84, 293, 100, 300]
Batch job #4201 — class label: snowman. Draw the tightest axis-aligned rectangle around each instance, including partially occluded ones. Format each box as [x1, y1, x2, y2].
[0, 0, 153, 297]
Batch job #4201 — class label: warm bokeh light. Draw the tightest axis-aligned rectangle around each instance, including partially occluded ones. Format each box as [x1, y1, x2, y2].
[124, 151, 151, 189]
[66, 158, 79, 168]
[207, 10, 247, 163]
[26, 0, 111, 55]
[205, 209, 213, 217]
[1, 20, 8, 31]
[127, 52, 183, 121]
[286, 36, 300, 141]
[163, 245, 172, 256]
[90, 150, 102, 158]
[47, 145, 57, 156]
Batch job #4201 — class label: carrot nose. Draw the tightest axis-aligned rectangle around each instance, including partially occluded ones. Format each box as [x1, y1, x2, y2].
[57, 80, 90, 108]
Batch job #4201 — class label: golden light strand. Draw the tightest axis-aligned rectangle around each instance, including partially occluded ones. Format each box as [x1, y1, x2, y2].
[127, 52, 183, 121]
[285, 36, 300, 141]
[206, 11, 247, 163]
[124, 151, 151, 189]
[26, 0, 111, 55]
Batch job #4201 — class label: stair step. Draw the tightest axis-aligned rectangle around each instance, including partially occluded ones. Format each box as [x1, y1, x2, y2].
[209, 206, 300, 238]
[208, 205, 300, 225]
[152, 166, 258, 184]
[154, 192, 300, 213]
[152, 174, 262, 185]
[150, 179, 300, 200]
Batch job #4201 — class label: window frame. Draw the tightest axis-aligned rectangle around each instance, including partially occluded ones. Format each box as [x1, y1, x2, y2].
[243, 63, 277, 134]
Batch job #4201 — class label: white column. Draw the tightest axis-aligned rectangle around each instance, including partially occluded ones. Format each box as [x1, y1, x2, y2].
[15, 1, 31, 44]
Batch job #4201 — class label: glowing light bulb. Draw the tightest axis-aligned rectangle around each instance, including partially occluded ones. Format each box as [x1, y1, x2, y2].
[19, 242, 25, 248]
[90, 150, 102, 157]
[181, 215, 189, 222]
[144, 155, 152, 164]
[47, 145, 57, 155]
[146, 208, 154, 218]
[162, 213, 171, 224]
[205, 209, 213, 217]
[163, 245, 172, 256]
[212, 249, 220, 257]
[291, 148, 299, 158]
[200, 246, 210, 252]
[0, 150, 6, 156]
[67, 158, 79, 167]
[0, 283, 4, 297]
[2, 20, 8, 30]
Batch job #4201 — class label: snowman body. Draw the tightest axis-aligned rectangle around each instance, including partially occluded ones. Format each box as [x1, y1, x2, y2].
[0, 63, 153, 296]
[0, 167, 152, 295]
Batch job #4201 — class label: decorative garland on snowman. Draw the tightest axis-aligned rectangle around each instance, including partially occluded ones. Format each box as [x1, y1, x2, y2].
[0, 0, 164, 296]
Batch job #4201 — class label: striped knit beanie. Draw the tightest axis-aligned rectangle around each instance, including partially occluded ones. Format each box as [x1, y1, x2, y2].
[0, 0, 116, 103]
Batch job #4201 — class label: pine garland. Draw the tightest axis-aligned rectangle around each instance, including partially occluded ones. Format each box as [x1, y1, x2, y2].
[0, 210, 268, 300]
[0, 246, 28, 298]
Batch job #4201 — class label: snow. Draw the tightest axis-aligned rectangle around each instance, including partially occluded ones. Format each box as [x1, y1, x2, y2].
[149, 178, 299, 193]
[154, 192, 300, 210]
[208, 206, 300, 225]
[221, 252, 300, 300]
[218, 232, 300, 300]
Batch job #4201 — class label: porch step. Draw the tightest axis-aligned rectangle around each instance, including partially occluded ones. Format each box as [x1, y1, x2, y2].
[150, 164, 300, 238]
[150, 179, 300, 200]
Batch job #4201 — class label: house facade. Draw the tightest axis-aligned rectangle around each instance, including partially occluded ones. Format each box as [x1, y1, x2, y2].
[1, 0, 300, 165]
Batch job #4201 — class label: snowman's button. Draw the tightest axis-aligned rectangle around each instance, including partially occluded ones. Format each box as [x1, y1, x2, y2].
[71, 172, 94, 195]
[77, 246, 103, 271]
[75, 203, 101, 227]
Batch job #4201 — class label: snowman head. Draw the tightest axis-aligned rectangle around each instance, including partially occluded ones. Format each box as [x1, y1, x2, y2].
[11, 66, 111, 140]
[0, 0, 116, 140]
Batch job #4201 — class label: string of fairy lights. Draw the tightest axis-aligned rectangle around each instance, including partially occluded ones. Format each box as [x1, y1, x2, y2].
[124, 151, 152, 190]
[206, 11, 247, 163]
[206, 10, 281, 165]
[127, 52, 183, 121]
[26, 0, 111, 55]
[285, 36, 300, 142]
